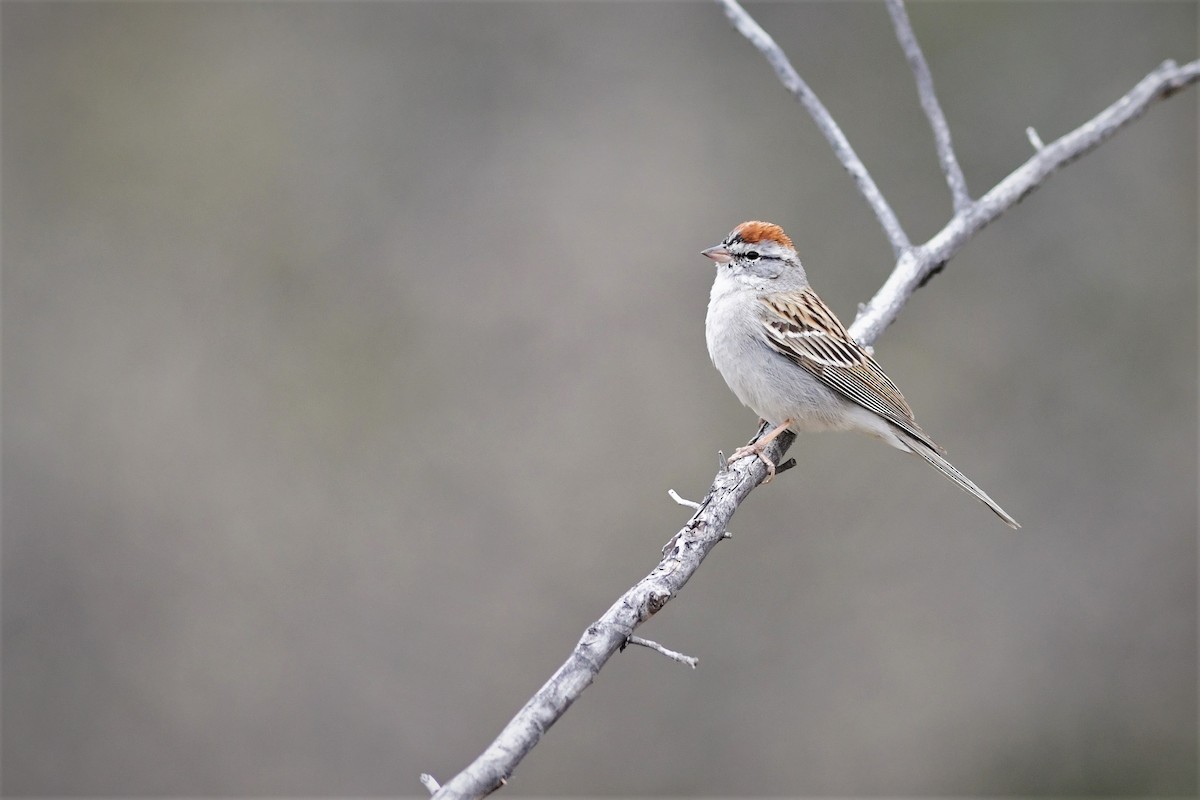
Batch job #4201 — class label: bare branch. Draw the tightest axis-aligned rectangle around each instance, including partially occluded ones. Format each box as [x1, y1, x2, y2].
[886, 0, 971, 211]
[850, 58, 1200, 345]
[420, 773, 442, 795]
[715, 0, 911, 257]
[428, 438, 784, 800]
[626, 635, 700, 668]
[425, 19, 1200, 800]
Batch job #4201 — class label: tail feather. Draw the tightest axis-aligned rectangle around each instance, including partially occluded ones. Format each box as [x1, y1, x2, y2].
[898, 432, 1021, 529]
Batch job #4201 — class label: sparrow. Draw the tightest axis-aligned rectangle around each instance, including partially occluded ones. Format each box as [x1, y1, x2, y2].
[703, 220, 1019, 528]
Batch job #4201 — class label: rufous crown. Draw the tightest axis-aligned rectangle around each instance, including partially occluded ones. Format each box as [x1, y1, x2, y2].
[730, 221, 794, 249]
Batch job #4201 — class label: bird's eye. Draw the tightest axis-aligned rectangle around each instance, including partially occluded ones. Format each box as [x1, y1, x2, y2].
[746, 251, 761, 261]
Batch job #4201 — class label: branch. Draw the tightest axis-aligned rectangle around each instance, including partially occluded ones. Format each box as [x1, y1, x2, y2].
[850, 57, 1200, 344]
[424, 14, 1200, 800]
[886, 0, 971, 211]
[429, 444, 784, 800]
[715, 0, 911, 257]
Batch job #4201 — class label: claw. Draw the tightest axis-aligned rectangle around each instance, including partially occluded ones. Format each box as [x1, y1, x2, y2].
[726, 419, 793, 484]
[727, 443, 778, 483]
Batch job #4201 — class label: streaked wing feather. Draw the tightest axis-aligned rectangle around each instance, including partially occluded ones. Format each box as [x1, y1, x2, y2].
[759, 291, 943, 452]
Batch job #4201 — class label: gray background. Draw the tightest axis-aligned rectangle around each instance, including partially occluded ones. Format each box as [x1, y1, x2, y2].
[3, 1, 1196, 796]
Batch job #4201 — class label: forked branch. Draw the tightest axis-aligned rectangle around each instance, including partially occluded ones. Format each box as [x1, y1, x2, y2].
[715, 0, 911, 257]
[424, 4, 1198, 798]
[849, 55, 1200, 344]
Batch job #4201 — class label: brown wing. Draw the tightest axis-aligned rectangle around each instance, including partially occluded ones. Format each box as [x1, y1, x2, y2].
[758, 290, 944, 453]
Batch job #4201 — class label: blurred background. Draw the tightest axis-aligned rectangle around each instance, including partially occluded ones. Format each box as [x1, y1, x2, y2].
[3, 1, 1195, 796]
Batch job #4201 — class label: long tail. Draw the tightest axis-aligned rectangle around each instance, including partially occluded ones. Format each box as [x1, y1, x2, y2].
[897, 431, 1021, 529]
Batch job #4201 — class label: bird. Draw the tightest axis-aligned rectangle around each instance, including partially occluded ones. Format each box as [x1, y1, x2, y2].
[702, 220, 1019, 528]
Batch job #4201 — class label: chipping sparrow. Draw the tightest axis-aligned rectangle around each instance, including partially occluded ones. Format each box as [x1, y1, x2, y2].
[703, 221, 1019, 529]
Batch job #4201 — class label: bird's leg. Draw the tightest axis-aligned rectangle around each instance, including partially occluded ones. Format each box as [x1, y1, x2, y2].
[728, 419, 793, 483]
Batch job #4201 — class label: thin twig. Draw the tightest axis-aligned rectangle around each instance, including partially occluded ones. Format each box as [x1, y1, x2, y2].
[886, 0, 971, 211]
[1026, 126, 1045, 151]
[668, 489, 702, 510]
[715, 0, 911, 257]
[626, 635, 700, 668]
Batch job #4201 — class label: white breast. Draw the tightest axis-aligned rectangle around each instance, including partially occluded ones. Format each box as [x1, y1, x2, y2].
[705, 275, 852, 432]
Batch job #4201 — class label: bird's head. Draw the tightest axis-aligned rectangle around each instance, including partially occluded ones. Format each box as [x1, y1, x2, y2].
[702, 221, 805, 287]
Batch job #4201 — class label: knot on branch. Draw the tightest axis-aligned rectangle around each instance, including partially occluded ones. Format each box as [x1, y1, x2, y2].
[916, 261, 945, 288]
[646, 589, 671, 616]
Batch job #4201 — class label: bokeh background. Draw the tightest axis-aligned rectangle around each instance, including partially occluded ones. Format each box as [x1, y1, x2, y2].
[3, 1, 1196, 796]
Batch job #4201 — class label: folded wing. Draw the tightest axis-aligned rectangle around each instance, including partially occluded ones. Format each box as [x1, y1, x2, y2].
[758, 291, 944, 454]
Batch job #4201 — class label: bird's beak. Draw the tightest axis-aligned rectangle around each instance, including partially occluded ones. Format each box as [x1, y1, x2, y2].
[701, 244, 732, 264]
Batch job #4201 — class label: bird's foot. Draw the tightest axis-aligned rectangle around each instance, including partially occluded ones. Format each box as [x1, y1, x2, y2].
[727, 419, 794, 484]
[728, 442, 777, 483]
